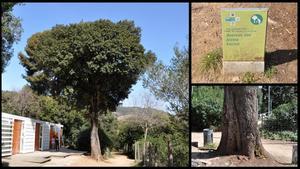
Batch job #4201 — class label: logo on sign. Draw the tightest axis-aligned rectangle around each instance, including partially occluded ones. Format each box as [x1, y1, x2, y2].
[225, 12, 240, 26]
[251, 14, 263, 25]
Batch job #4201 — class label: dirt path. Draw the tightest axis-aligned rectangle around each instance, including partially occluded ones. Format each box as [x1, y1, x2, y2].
[192, 3, 297, 83]
[1, 147, 86, 167]
[45, 152, 136, 166]
[192, 132, 297, 165]
[2, 148, 136, 167]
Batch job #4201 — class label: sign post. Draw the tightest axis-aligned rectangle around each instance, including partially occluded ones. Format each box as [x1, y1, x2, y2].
[221, 8, 268, 74]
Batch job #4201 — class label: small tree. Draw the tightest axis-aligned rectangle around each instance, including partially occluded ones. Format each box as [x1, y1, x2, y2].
[2, 90, 19, 114]
[19, 19, 155, 160]
[12, 85, 41, 118]
[143, 45, 189, 166]
[139, 93, 165, 165]
[143, 46, 189, 128]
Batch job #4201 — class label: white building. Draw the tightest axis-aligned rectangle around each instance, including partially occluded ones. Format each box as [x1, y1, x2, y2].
[1, 112, 63, 156]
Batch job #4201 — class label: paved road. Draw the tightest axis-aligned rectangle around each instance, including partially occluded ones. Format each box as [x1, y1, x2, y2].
[192, 132, 297, 164]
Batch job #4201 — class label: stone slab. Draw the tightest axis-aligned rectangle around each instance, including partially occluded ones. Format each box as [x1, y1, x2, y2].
[223, 61, 264, 74]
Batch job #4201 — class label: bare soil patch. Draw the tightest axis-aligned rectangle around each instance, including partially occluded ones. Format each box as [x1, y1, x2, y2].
[55, 152, 136, 167]
[192, 3, 297, 83]
[191, 132, 297, 166]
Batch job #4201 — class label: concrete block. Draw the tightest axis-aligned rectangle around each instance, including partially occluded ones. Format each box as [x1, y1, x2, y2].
[223, 61, 264, 74]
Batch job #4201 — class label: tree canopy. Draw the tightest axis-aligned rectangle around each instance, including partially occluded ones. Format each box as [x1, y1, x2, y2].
[19, 19, 156, 159]
[19, 20, 155, 111]
[1, 2, 23, 73]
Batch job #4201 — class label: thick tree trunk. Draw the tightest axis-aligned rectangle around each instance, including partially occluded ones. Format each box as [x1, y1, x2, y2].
[90, 94, 102, 161]
[90, 112, 102, 161]
[217, 86, 269, 159]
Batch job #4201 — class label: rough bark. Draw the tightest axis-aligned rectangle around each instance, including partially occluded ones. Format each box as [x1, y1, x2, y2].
[217, 86, 269, 159]
[90, 94, 102, 161]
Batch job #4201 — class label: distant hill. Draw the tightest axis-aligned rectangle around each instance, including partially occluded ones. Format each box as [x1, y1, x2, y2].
[113, 106, 168, 121]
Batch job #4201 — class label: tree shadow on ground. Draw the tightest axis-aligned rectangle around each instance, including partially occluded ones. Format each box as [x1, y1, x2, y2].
[191, 150, 219, 160]
[2, 161, 9, 167]
[265, 49, 297, 69]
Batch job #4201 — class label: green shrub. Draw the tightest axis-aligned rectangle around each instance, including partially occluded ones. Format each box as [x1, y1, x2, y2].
[146, 136, 168, 166]
[117, 122, 144, 158]
[199, 48, 222, 73]
[260, 130, 297, 141]
[278, 131, 298, 141]
[191, 104, 222, 132]
[191, 86, 223, 131]
[116, 114, 188, 166]
[171, 133, 189, 167]
[264, 66, 278, 78]
[135, 132, 188, 167]
[263, 102, 297, 132]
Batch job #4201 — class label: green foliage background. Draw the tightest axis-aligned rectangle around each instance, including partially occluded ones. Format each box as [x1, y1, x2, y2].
[191, 86, 223, 131]
[1, 2, 23, 73]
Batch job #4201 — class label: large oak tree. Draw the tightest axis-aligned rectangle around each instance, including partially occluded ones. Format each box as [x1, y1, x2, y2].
[19, 19, 155, 160]
[217, 86, 269, 159]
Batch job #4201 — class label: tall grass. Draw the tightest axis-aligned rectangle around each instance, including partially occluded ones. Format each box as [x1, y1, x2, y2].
[199, 48, 222, 74]
[265, 66, 278, 79]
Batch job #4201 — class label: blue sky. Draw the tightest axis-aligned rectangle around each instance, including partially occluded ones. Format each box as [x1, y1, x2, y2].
[1, 3, 188, 112]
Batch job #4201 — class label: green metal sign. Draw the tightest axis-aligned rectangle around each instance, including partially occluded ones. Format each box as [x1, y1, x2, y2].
[221, 8, 268, 61]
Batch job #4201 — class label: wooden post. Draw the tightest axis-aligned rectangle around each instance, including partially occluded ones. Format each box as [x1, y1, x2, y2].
[143, 141, 145, 166]
[292, 145, 297, 164]
[167, 137, 173, 167]
[148, 143, 152, 166]
[154, 145, 158, 167]
[134, 142, 137, 161]
[137, 142, 140, 161]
